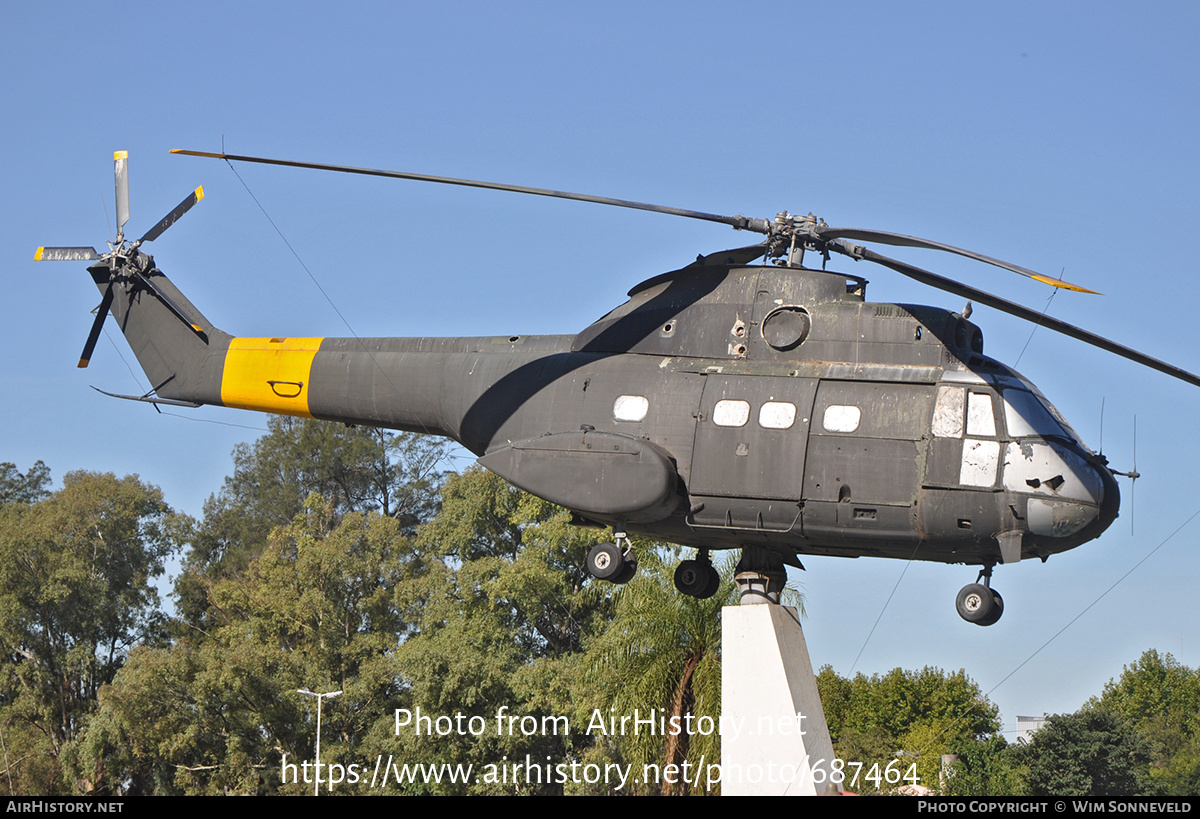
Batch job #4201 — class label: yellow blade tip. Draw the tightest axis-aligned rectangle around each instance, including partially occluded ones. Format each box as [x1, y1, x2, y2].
[171, 149, 226, 158]
[1031, 273, 1102, 295]
[114, 150, 128, 160]
[34, 247, 44, 261]
[195, 185, 205, 201]
[77, 359, 89, 368]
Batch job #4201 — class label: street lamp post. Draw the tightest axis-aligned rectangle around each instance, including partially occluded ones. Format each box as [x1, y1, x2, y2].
[298, 688, 342, 795]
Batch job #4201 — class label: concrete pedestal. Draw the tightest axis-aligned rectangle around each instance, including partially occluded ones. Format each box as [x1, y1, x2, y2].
[720, 604, 835, 796]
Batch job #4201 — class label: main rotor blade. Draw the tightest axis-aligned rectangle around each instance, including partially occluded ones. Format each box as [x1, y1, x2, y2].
[114, 150, 130, 232]
[852, 245, 1200, 388]
[171, 149, 769, 233]
[137, 186, 205, 245]
[78, 284, 114, 368]
[818, 226, 1099, 294]
[35, 246, 101, 261]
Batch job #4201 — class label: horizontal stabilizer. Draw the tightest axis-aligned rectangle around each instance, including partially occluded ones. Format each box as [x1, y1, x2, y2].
[90, 385, 201, 408]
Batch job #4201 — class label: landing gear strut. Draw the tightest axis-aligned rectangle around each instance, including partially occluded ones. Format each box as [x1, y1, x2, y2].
[956, 565, 1004, 626]
[586, 531, 637, 585]
[674, 548, 720, 599]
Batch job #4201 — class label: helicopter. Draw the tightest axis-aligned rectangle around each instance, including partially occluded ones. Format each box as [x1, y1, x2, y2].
[36, 150, 1198, 626]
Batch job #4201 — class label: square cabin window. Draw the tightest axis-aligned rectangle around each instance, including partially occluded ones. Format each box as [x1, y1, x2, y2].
[759, 401, 797, 430]
[713, 399, 750, 427]
[823, 405, 861, 433]
[613, 395, 649, 422]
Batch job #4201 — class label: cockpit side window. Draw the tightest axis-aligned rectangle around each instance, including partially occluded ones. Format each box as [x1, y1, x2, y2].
[932, 386, 964, 438]
[1002, 389, 1074, 442]
[966, 392, 996, 437]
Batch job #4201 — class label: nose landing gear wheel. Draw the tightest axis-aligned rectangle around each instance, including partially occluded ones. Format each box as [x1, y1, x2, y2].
[956, 583, 1004, 626]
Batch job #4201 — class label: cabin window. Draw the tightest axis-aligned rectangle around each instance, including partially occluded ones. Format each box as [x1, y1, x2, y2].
[759, 401, 797, 430]
[823, 405, 861, 433]
[613, 395, 649, 422]
[966, 392, 996, 437]
[713, 399, 751, 427]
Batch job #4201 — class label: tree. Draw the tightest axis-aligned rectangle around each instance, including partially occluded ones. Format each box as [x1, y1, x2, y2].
[388, 467, 612, 795]
[942, 732, 1024, 797]
[80, 500, 418, 795]
[1093, 649, 1200, 794]
[1016, 707, 1151, 796]
[0, 461, 51, 507]
[817, 664, 1002, 793]
[0, 472, 175, 794]
[177, 418, 450, 628]
[189, 417, 449, 573]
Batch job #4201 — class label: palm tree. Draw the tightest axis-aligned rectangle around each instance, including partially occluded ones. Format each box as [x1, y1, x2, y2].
[581, 547, 737, 795]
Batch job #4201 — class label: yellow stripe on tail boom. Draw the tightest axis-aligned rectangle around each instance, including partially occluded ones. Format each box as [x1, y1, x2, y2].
[220, 337, 324, 417]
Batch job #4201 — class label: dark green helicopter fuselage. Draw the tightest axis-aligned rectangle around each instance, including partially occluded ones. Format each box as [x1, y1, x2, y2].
[97, 246, 1118, 571]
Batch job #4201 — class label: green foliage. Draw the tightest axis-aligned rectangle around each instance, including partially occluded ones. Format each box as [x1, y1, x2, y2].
[389, 468, 612, 794]
[0, 472, 176, 794]
[82, 501, 416, 795]
[0, 461, 51, 507]
[943, 732, 1024, 796]
[1015, 706, 1152, 796]
[27, 411, 1198, 800]
[178, 417, 450, 629]
[1092, 649, 1200, 794]
[188, 416, 449, 575]
[817, 664, 1001, 794]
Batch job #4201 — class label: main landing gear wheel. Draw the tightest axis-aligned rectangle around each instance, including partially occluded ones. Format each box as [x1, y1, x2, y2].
[674, 557, 720, 599]
[586, 536, 637, 585]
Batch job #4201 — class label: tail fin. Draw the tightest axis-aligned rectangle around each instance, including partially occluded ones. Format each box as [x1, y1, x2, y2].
[89, 250, 231, 405]
[35, 150, 224, 400]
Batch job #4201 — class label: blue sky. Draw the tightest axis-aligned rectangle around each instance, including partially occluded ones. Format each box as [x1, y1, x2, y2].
[5, 1, 1200, 744]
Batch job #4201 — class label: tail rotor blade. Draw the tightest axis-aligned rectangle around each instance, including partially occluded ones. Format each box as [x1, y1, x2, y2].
[1130, 415, 1138, 536]
[35, 247, 101, 261]
[114, 150, 130, 233]
[78, 284, 114, 368]
[137, 186, 204, 245]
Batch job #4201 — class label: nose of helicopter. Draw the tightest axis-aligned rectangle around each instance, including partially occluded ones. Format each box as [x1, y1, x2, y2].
[1014, 442, 1119, 545]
